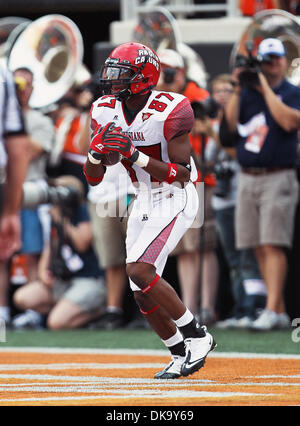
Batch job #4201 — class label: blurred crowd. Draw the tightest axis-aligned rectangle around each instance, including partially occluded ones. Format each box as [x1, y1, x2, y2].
[1, 5, 300, 333]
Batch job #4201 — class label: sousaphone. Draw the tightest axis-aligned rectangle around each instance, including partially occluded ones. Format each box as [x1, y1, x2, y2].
[7, 14, 85, 109]
[132, 6, 208, 88]
[230, 9, 300, 86]
[0, 16, 31, 58]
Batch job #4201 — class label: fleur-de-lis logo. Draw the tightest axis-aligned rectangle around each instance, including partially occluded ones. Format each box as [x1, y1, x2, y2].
[142, 113, 152, 122]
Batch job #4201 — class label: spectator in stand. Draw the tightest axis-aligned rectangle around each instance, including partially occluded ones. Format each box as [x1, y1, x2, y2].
[156, 48, 219, 325]
[13, 176, 106, 329]
[223, 38, 300, 330]
[205, 73, 266, 329]
[0, 61, 29, 325]
[47, 68, 93, 197]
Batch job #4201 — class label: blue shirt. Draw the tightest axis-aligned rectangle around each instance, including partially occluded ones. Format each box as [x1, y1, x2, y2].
[237, 79, 300, 168]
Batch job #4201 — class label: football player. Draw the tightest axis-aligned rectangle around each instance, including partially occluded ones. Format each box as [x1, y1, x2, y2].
[83, 42, 216, 378]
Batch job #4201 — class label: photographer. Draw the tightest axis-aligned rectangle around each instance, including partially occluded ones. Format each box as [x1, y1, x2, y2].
[223, 38, 300, 330]
[13, 176, 106, 330]
[157, 48, 219, 325]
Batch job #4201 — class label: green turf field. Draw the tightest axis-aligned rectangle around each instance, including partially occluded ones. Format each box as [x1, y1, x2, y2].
[2, 328, 299, 354]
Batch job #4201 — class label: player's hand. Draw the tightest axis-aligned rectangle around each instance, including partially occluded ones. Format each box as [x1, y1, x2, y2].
[101, 123, 139, 162]
[0, 213, 21, 261]
[90, 122, 139, 162]
[89, 122, 115, 161]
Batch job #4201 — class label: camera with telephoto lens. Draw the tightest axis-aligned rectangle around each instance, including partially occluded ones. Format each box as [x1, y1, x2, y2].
[191, 97, 220, 120]
[234, 40, 266, 89]
[214, 160, 235, 198]
[48, 185, 81, 217]
[22, 180, 81, 217]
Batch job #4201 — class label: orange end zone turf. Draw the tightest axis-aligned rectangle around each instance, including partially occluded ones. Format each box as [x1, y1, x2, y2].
[0, 350, 299, 406]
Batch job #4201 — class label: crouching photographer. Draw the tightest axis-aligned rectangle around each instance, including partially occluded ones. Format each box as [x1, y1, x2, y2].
[12, 176, 106, 330]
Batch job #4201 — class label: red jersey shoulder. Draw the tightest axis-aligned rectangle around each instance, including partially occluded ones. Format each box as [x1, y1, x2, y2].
[146, 90, 186, 120]
[164, 97, 195, 142]
[140, 90, 194, 141]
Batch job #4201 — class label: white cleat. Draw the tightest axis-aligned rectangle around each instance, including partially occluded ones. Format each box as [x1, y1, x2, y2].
[154, 355, 185, 379]
[181, 326, 217, 377]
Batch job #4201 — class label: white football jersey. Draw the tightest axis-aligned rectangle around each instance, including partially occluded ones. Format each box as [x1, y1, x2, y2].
[91, 90, 196, 187]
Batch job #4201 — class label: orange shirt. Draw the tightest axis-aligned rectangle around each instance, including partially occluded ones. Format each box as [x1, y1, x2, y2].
[183, 80, 209, 104]
[55, 113, 87, 164]
[56, 115, 83, 155]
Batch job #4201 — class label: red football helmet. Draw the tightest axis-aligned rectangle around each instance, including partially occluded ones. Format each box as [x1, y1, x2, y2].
[99, 42, 161, 101]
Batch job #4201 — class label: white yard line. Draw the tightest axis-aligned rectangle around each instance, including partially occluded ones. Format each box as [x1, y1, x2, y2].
[0, 391, 278, 403]
[0, 381, 298, 389]
[0, 347, 300, 359]
[0, 363, 165, 370]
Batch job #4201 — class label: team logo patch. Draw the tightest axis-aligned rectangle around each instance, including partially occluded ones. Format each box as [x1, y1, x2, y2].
[142, 113, 153, 122]
[170, 167, 177, 177]
[95, 143, 105, 151]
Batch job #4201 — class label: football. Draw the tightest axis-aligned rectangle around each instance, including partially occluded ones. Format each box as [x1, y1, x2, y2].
[101, 151, 121, 166]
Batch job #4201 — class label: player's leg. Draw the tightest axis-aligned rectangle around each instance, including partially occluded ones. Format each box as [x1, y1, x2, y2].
[128, 261, 216, 378]
[133, 289, 186, 379]
[127, 183, 216, 377]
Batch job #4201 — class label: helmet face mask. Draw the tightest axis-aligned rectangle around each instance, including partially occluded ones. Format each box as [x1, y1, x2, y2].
[99, 42, 160, 101]
[100, 61, 144, 101]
